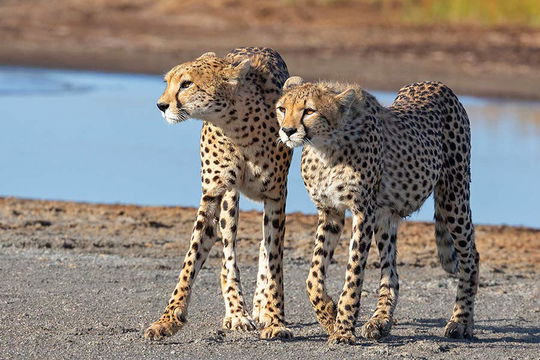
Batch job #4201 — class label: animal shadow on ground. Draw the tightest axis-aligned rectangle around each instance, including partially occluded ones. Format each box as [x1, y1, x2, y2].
[391, 318, 540, 345]
[288, 321, 319, 329]
[144, 318, 540, 346]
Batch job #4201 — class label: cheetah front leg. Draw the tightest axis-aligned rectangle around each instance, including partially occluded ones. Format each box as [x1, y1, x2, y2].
[252, 240, 268, 326]
[219, 190, 256, 331]
[258, 198, 293, 339]
[306, 208, 345, 335]
[144, 193, 221, 340]
[329, 209, 375, 344]
[361, 211, 400, 340]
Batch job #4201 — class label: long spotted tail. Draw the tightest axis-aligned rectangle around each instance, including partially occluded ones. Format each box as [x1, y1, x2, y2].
[434, 206, 458, 274]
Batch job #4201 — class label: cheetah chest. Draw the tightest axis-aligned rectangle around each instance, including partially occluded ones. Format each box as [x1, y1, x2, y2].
[301, 152, 363, 211]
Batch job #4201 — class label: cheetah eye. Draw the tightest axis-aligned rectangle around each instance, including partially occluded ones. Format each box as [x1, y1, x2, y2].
[180, 80, 193, 89]
[277, 106, 286, 114]
[304, 108, 316, 115]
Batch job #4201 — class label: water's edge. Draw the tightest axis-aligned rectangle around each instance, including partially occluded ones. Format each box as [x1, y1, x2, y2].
[1, 67, 539, 228]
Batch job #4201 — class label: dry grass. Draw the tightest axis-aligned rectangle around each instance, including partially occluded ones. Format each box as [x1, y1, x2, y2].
[400, 0, 540, 27]
[19, 0, 540, 28]
[284, 0, 540, 27]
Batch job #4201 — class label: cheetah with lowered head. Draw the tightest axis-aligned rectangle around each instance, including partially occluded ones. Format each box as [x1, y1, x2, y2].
[276, 77, 479, 344]
[144, 48, 293, 340]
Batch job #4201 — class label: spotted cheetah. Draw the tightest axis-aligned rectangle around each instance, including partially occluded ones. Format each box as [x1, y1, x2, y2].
[144, 47, 293, 340]
[276, 77, 479, 344]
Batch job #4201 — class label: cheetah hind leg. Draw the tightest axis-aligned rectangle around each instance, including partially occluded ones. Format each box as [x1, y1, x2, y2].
[257, 199, 293, 340]
[435, 183, 479, 339]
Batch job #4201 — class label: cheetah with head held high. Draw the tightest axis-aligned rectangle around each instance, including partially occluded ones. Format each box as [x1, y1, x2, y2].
[144, 47, 293, 341]
[275, 76, 479, 344]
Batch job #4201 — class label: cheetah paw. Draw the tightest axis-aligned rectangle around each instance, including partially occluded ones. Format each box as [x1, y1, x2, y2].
[144, 320, 183, 341]
[360, 318, 392, 340]
[252, 306, 263, 325]
[328, 330, 356, 345]
[320, 321, 335, 335]
[444, 320, 474, 339]
[260, 325, 293, 339]
[222, 314, 257, 331]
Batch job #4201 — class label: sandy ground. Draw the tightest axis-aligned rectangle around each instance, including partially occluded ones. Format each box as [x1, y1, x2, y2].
[1, 0, 540, 100]
[1, 198, 538, 272]
[1, 198, 539, 358]
[1, 248, 538, 359]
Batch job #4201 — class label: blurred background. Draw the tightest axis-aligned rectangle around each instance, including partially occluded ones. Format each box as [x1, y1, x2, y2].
[0, 0, 539, 227]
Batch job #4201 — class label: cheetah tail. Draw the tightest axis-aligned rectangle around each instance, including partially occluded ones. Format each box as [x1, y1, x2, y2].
[434, 213, 458, 274]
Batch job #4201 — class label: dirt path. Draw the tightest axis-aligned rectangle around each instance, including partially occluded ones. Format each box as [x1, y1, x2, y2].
[1, 198, 539, 358]
[1, 247, 538, 359]
[1, 198, 538, 272]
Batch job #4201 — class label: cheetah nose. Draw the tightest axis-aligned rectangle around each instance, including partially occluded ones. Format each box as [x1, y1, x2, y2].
[157, 102, 169, 112]
[282, 127, 297, 137]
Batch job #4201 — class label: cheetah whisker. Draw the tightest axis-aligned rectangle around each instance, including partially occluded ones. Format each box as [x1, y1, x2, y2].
[303, 138, 315, 147]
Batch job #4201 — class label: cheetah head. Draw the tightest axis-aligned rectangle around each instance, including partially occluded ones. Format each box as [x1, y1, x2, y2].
[276, 76, 356, 148]
[157, 52, 251, 124]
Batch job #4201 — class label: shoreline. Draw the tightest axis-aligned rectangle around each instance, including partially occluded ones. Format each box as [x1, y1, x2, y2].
[1, 197, 538, 273]
[3, 194, 538, 230]
[3, 44, 540, 102]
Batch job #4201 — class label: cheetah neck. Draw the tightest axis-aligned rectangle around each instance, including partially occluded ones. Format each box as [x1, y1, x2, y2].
[304, 109, 383, 167]
[209, 82, 280, 151]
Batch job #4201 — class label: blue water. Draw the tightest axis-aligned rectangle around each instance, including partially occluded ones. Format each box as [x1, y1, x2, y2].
[0, 67, 538, 228]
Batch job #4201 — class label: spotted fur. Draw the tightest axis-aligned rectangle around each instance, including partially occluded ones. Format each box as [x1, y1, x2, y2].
[276, 77, 479, 344]
[144, 47, 293, 340]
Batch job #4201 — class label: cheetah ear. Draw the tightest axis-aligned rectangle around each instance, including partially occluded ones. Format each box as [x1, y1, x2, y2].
[227, 59, 251, 88]
[335, 88, 356, 112]
[283, 76, 304, 91]
[197, 52, 217, 60]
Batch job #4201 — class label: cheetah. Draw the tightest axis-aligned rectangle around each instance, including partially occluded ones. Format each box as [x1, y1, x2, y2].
[144, 47, 293, 340]
[275, 77, 479, 344]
